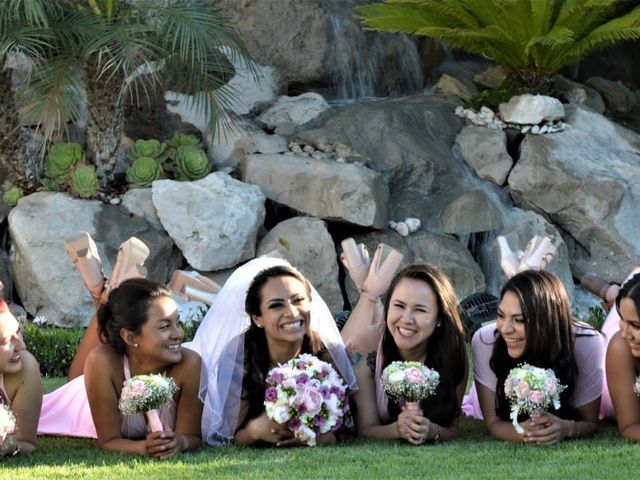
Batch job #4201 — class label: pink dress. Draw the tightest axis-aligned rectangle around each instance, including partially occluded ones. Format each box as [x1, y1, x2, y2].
[462, 323, 605, 419]
[38, 357, 176, 438]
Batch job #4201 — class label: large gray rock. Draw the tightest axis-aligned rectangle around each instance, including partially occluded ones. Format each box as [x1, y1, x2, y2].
[121, 187, 162, 231]
[241, 153, 389, 228]
[554, 76, 605, 114]
[508, 105, 640, 281]
[441, 189, 504, 234]
[499, 94, 565, 124]
[222, 56, 282, 116]
[152, 173, 265, 271]
[257, 93, 331, 131]
[584, 76, 635, 114]
[434, 73, 478, 100]
[343, 230, 486, 307]
[256, 217, 342, 314]
[455, 125, 513, 185]
[8, 192, 181, 326]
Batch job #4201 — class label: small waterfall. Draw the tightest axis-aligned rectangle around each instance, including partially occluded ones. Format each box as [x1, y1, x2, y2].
[327, 13, 424, 102]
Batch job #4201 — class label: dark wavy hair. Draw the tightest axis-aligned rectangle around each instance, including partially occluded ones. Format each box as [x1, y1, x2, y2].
[616, 273, 640, 319]
[490, 270, 586, 421]
[380, 264, 467, 427]
[97, 278, 172, 355]
[239, 265, 324, 429]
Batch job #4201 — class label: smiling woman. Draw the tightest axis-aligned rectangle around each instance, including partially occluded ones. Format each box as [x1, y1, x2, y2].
[37, 279, 203, 458]
[0, 299, 43, 456]
[467, 270, 604, 444]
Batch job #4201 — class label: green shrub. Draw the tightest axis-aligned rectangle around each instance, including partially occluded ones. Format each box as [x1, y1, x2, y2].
[2, 186, 23, 207]
[23, 324, 84, 377]
[464, 81, 529, 110]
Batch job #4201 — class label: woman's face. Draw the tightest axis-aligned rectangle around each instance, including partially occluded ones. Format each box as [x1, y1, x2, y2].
[497, 290, 526, 359]
[619, 297, 640, 357]
[252, 275, 311, 345]
[132, 296, 184, 365]
[386, 277, 439, 361]
[0, 309, 25, 375]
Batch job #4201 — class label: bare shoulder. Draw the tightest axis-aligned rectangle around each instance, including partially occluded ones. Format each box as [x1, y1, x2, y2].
[84, 345, 122, 376]
[169, 347, 202, 380]
[608, 331, 631, 357]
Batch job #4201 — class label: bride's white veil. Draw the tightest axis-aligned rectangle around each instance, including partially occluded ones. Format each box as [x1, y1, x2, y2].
[190, 256, 357, 445]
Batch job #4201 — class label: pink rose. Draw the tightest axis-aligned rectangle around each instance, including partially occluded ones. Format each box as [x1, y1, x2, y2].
[529, 390, 545, 405]
[516, 381, 530, 398]
[546, 378, 558, 396]
[405, 367, 424, 384]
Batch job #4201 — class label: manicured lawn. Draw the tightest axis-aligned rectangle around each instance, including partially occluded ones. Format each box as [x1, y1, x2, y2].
[5, 377, 639, 479]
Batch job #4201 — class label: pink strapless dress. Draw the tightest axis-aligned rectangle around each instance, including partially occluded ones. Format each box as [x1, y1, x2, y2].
[38, 357, 176, 438]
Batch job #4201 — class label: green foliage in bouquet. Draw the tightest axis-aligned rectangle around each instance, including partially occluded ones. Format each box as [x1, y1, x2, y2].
[68, 165, 99, 198]
[173, 145, 211, 181]
[126, 157, 164, 188]
[44, 143, 84, 180]
[2, 186, 24, 207]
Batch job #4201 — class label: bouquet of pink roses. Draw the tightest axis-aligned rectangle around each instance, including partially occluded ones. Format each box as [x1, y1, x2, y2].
[380, 361, 440, 411]
[119, 374, 178, 432]
[264, 353, 349, 446]
[504, 363, 566, 433]
[0, 404, 16, 445]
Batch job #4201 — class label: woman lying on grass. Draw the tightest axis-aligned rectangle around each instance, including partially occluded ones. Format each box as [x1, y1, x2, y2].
[0, 298, 42, 456]
[191, 257, 356, 446]
[345, 262, 467, 445]
[606, 273, 640, 441]
[38, 279, 202, 458]
[469, 270, 603, 444]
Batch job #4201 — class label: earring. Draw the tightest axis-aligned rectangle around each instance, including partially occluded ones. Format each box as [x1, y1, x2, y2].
[133, 343, 138, 347]
[256, 323, 263, 328]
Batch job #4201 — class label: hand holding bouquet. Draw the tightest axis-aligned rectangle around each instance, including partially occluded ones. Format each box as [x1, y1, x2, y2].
[119, 374, 178, 432]
[380, 361, 440, 410]
[0, 404, 16, 445]
[504, 363, 566, 433]
[264, 354, 349, 446]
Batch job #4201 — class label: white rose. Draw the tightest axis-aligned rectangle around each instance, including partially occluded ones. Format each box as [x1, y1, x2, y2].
[272, 405, 291, 424]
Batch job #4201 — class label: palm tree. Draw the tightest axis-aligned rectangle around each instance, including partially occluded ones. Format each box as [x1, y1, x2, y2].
[31, 0, 254, 182]
[356, 0, 640, 89]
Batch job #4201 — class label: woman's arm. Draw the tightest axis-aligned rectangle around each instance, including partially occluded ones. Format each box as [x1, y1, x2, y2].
[168, 348, 203, 453]
[234, 399, 292, 446]
[607, 331, 640, 440]
[341, 293, 383, 349]
[476, 381, 528, 442]
[4, 350, 42, 454]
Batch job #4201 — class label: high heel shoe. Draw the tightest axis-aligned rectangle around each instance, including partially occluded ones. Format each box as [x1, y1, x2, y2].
[340, 238, 370, 291]
[105, 237, 150, 294]
[65, 231, 104, 300]
[168, 270, 220, 306]
[519, 235, 556, 272]
[497, 236, 520, 279]
[361, 244, 404, 301]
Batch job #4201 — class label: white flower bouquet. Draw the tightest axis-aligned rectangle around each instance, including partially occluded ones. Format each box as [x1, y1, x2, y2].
[264, 353, 349, 446]
[380, 361, 440, 410]
[119, 374, 178, 432]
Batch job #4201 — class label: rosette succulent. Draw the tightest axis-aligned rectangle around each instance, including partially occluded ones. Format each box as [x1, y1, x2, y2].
[126, 157, 163, 188]
[128, 139, 167, 162]
[167, 132, 202, 150]
[174, 145, 211, 181]
[68, 165, 99, 198]
[2, 186, 23, 207]
[45, 143, 84, 179]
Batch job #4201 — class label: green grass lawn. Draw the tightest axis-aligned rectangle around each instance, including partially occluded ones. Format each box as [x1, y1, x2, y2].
[4, 379, 638, 479]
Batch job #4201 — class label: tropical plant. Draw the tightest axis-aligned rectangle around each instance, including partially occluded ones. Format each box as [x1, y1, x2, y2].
[27, 0, 253, 184]
[127, 139, 167, 162]
[126, 156, 163, 188]
[67, 164, 99, 198]
[2, 186, 23, 207]
[173, 145, 211, 181]
[356, 0, 640, 89]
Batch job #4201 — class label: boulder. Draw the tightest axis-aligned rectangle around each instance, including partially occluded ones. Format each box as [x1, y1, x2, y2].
[152, 173, 265, 271]
[508, 105, 640, 281]
[584, 76, 635, 114]
[257, 93, 331, 131]
[454, 125, 513, 185]
[222, 55, 282, 116]
[256, 217, 342, 313]
[553, 76, 605, 114]
[499, 94, 564, 124]
[121, 187, 163, 231]
[433, 73, 478, 100]
[473, 65, 507, 89]
[441, 189, 504, 234]
[8, 192, 181, 326]
[241, 153, 389, 228]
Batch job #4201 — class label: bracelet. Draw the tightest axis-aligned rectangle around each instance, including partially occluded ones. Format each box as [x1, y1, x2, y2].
[431, 424, 441, 442]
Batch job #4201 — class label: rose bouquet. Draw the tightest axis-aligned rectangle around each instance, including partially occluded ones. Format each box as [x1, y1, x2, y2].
[380, 361, 440, 410]
[264, 353, 349, 446]
[633, 375, 640, 397]
[504, 363, 566, 433]
[119, 374, 178, 432]
[0, 404, 16, 445]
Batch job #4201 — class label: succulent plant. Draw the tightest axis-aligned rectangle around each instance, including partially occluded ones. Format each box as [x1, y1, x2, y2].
[128, 139, 167, 162]
[42, 177, 66, 192]
[2, 186, 23, 207]
[68, 165, 99, 198]
[174, 145, 211, 181]
[126, 157, 163, 187]
[45, 143, 84, 179]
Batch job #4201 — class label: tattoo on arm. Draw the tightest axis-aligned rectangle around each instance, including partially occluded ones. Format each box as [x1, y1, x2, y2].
[347, 344, 363, 369]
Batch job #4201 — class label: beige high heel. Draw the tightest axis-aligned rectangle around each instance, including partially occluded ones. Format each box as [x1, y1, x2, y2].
[361, 244, 404, 301]
[168, 270, 220, 306]
[340, 238, 371, 291]
[105, 237, 150, 294]
[65, 231, 104, 300]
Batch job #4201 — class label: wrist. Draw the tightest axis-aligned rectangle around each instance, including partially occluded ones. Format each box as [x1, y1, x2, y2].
[566, 419, 579, 439]
[359, 290, 379, 303]
[430, 423, 441, 442]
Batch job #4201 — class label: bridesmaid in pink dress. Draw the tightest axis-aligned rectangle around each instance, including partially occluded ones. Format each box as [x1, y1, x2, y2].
[0, 299, 43, 456]
[38, 279, 202, 458]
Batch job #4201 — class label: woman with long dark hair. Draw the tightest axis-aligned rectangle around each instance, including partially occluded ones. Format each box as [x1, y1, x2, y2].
[471, 270, 603, 444]
[348, 264, 467, 444]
